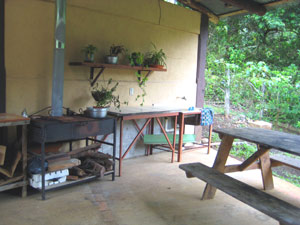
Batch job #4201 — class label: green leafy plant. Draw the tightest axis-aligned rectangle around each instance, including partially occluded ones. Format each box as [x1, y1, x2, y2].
[82, 44, 97, 55]
[145, 43, 167, 67]
[128, 52, 144, 66]
[109, 45, 125, 56]
[91, 79, 120, 108]
[82, 44, 97, 62]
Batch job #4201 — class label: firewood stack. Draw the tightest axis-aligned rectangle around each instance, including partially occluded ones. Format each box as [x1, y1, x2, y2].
[28, 142, 114, 182]
[69, 150, 113, 179]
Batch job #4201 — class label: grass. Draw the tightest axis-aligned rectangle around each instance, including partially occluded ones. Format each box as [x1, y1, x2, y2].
[272, 171, 300, 188]
[230, 143, 300, 187]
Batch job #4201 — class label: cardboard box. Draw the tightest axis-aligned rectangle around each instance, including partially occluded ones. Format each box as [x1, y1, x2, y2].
[0, 145, 6, 166]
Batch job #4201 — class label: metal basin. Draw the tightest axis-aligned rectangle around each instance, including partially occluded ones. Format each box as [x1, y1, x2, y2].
[85, 107, 108, 118]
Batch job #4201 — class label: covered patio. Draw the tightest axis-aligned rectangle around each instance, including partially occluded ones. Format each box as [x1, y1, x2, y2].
[0, 0, 299, 224]
[1, 149, 300, 225]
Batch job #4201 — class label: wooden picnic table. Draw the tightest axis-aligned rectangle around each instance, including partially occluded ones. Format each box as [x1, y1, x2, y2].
[202, 127, 300, 199]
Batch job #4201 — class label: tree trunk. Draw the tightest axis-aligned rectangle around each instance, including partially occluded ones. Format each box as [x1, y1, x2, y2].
[225, 68, 231, 118]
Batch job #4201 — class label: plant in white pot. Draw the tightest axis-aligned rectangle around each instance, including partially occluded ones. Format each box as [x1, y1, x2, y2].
[88, 79, 120, 118]
[82, 44, 97, 62]
[105, 45, 125, 64]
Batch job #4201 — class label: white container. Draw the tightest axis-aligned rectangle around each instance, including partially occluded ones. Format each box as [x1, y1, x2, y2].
[29, 169, 69, 189]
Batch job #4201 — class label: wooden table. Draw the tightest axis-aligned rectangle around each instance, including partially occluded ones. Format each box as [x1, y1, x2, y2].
[202, 127, 300, 200]
[108, 106, 202, 176]
[0, 113, 30, 197]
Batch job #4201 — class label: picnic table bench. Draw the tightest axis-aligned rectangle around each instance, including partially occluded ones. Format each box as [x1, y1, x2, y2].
[180, 128, 300, 225]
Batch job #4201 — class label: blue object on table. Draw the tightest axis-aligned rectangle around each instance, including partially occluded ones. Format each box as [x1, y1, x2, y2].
[200, 108, 214, 126]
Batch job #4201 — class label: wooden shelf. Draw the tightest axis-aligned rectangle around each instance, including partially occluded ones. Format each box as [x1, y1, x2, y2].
[69, 62, 167, 86]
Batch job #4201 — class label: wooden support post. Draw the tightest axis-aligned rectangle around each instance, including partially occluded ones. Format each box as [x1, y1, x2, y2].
[202, 135, 234, 200]
[259, 146, 274, 190]
[195, 14, 209, 141]
[0, 0, 7, 145]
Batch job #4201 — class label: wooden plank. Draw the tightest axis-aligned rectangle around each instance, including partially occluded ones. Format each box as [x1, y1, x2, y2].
[180, 162, 300, 225]
[0, 145, 6, 165]
[0, 151, 21, 177]
[239, 147, 269, 171]
[213, 128, 300, 156]
[270, 155, 300, 170]
[0, 175, 23, 186]
[0, 181, 27, 192]
[259, 150, 274, 190]
[202, 135, 234, 199]
[47, 158, 81, 172]
[0, 113, 30, 125]
[67, 143, 101, 156]
[224, 162, 261, 173]
[0, 0, 4, 115]
[69, 62, 167, 72]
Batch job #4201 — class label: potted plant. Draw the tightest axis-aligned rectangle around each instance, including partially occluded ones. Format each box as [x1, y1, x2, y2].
[87, 79, 120, 118]
[128, 52, 144, 66]
[145, 43, 166, 69]
[82, 44, 97, 62]
[105, 44, 125, 64]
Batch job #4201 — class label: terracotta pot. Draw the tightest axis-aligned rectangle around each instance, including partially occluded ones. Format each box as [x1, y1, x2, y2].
[150, 64, 164, 69]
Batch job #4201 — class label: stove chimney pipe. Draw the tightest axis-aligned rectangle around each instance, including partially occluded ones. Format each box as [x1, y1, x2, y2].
[51, 0, 66, 116]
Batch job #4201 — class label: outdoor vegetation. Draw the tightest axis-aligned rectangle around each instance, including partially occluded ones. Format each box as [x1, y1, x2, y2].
[205, 2, 300, 128]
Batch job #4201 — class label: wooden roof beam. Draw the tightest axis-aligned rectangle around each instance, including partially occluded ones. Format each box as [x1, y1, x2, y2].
[177, 0, 219, 24]
[220, 0, 267, 16]
[219, 0, 294, 19]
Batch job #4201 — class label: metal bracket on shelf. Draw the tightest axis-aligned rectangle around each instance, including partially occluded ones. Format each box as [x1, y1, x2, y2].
[137, 70, 152, 86]
[90, 67, 105, 87]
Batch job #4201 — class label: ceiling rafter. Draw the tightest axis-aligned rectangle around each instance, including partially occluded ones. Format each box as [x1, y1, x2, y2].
[177, 0, 219, 24]
[219, 0, 294, 18]
[220, 0, 266, 16]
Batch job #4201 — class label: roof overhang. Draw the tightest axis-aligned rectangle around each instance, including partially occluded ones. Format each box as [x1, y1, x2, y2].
[177, 0, 296, 23]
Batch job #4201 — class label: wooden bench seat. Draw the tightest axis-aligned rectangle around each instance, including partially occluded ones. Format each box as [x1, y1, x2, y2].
[144, 134, 195, 145]
[179, 162, 300, 225]
[270, 155, 300, 170]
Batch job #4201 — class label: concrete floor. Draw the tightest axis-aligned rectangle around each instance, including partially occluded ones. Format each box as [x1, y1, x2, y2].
[0, 149, 300, 225]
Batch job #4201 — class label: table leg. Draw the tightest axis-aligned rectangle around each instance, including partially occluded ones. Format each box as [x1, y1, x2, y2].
[150, 118, 154, 155]
[112, 119, 116, 181]
[21, 125, 27, 198]
[119, 119, 123, 177]
[178, 113, 184, 162]
[207, 125, 212, 154]
[259, 147, 274, 190]
[202, 135, 234, 200]
[172, 116, 177, 163]
[41, 141, 46, 200]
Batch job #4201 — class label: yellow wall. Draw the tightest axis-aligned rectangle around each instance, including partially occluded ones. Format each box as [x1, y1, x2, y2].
[5, 0, 201, 114]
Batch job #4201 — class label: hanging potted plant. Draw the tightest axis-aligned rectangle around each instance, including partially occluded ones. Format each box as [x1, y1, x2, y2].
[86, 79, 120, 118]
[145, 43, 167, 69]
[128, 52, 145, 66]
[105, 44, 125, 64]
[82, 44, 97, 62]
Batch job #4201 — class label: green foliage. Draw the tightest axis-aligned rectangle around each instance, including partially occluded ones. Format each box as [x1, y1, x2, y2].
[230, 143, 257, 160]
[273, 171, 300, 188]
[205, 2, 300, 127]
[82, 44, 97, 54]
[91, 79, 120, 108]
[128, 52, 145, 66]
[144, 43, 167, 66]
[109, 44, 125, 56]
